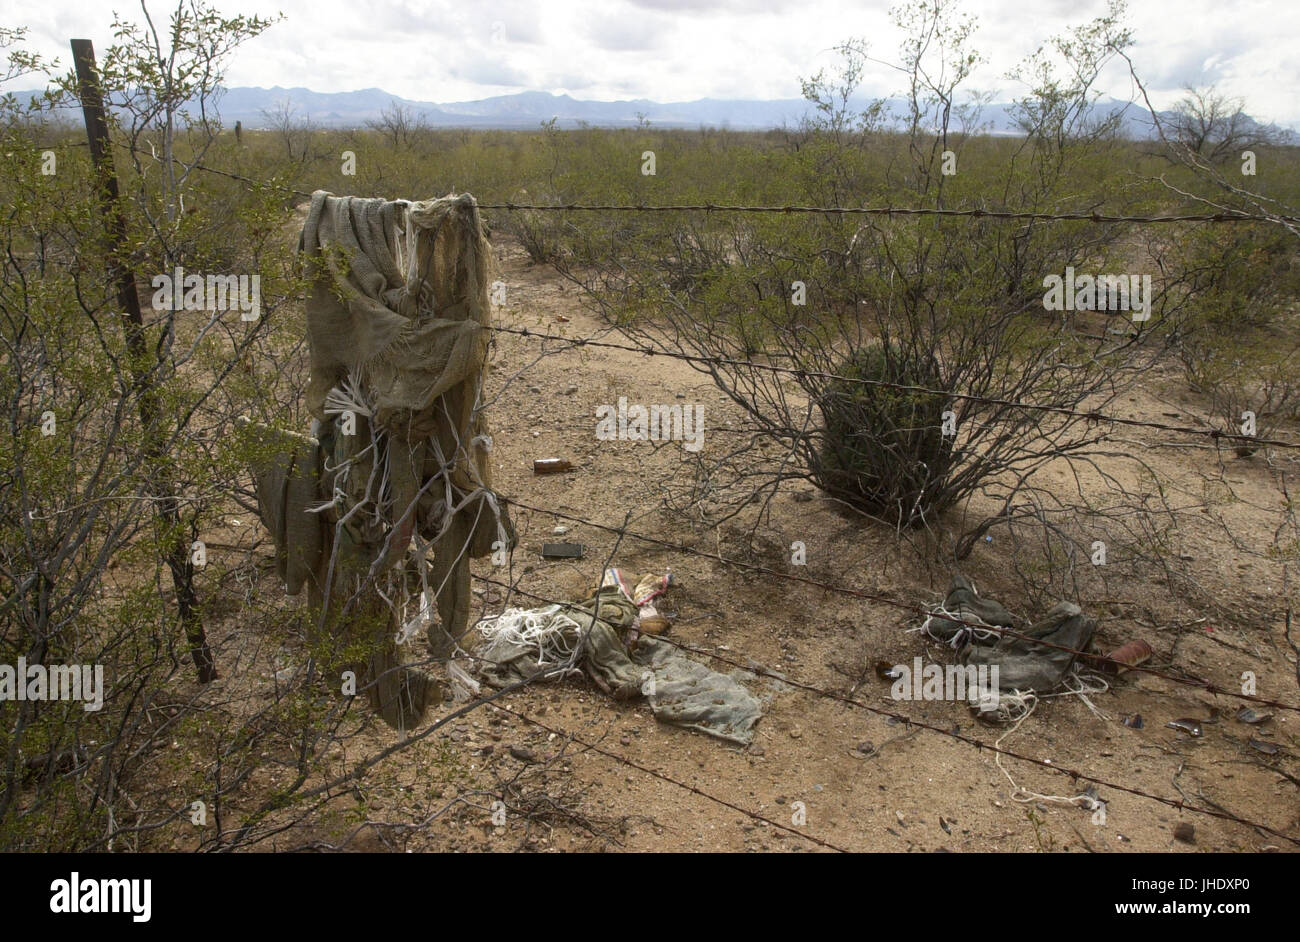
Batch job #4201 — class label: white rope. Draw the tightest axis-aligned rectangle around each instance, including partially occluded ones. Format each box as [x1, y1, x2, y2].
[447, 659, 480, 701]
[322, 374, 372, 418]
[394, 588, 432, 645]
[917, 603, 1002, 647]
[991, 666, 1112, 814]
[476, 605, 585, 676]
[1038, 669, 1111, 720]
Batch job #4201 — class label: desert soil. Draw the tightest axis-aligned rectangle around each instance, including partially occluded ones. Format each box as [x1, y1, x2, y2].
[196, 233, 1300, 854]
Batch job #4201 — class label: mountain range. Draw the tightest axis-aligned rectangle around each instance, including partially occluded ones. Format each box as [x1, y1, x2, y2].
[22, 83, 1290, 139]
[205, 86, 1164, 136]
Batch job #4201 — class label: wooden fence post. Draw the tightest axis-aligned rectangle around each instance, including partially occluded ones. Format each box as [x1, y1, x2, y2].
[71, 38, 218, 682]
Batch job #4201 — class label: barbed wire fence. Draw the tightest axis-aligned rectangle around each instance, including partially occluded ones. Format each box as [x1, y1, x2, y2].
[53, 144, 1300, 849]
[471, 572, 1300, 848]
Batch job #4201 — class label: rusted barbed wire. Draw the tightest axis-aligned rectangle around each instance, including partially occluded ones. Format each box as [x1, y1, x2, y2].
[489, 324, 1300, 451]
[129, 158, 1300, 451]
[481, 201, 1299, 225]
[473, 572, 1300, 847]
[492, 703, 852, 851]
[494, 494, 1300, 715]
[164, 158, 1299, 226]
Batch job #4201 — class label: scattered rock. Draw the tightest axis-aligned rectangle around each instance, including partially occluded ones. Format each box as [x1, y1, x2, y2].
[509, 745, 536, 763]
[1173, 822, 1195, 844]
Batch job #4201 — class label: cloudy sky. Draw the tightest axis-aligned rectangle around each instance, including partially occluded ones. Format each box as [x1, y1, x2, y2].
[9, 0, 1300, 126]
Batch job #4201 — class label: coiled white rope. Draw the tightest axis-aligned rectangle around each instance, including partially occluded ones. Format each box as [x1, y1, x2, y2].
[476, 605, 586, 677]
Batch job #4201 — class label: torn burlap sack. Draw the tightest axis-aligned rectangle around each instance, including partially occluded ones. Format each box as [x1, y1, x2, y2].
[247, 190, 514, 731]
[241, 420, 325, 597]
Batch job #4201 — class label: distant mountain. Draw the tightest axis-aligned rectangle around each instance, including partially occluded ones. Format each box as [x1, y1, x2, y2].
[214, 86, 821, 130]
[17, 84, 1292, 139]
[207, 88, 1260, 140]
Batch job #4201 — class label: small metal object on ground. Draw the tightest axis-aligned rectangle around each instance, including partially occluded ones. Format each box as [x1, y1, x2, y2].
[541, 542, 584, 559]
[1102, 638, 1153, 673]
[1236, 707, 1273, 725]
[533, 458, 573, 474]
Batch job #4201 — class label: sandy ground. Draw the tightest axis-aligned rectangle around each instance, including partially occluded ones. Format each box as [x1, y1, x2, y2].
[190, 233, 1300, 854]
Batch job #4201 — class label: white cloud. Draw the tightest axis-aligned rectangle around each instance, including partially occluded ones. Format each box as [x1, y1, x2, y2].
[8, 0, 1298, 125]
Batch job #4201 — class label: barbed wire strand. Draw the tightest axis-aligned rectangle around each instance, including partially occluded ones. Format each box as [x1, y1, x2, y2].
[480, 202, 1300, 225]
[491, 702, 851, 851]
[132, 156, 1299, 226]
[489, 324, 1300, 451]
[473, 572, 1300, 847]
[123, 156, 1300, 453]
[495, 494, 1300, 715]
